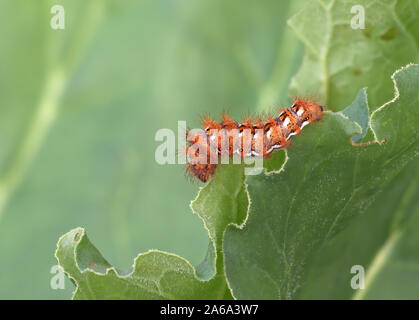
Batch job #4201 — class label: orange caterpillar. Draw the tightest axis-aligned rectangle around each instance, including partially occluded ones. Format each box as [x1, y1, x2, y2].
[186, 99, 324, 182]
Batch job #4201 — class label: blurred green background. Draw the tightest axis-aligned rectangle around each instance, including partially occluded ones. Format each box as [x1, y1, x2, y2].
[0, 0, 304, 299]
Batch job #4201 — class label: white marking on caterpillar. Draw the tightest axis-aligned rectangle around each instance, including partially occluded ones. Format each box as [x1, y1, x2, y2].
[267, 144, 282, 154]
[300, 121, 309, 129]
[287, 132, 297, 140]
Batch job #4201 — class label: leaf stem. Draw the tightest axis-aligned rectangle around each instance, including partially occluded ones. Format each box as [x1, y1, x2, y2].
[352, 230, 401, 300]
[0, 66, 66, 221]
[0, 2, 106, 222]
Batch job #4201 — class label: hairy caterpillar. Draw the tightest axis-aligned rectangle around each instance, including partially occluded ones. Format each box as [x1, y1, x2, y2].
[186, 99, 324, 182]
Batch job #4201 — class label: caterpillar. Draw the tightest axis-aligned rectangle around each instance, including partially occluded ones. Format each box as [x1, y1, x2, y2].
[186, 99, 324, 182]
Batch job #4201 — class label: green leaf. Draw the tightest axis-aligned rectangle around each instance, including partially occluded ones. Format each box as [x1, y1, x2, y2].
[56, 164, 248, 299]
[299, 158, 419, 299]
[288, 0, 419, 111]
[56, 228, 225, 299]
[223, 64, 419, 299]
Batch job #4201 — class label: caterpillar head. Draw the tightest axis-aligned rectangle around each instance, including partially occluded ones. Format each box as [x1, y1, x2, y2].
[186, 162, 217, 182]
